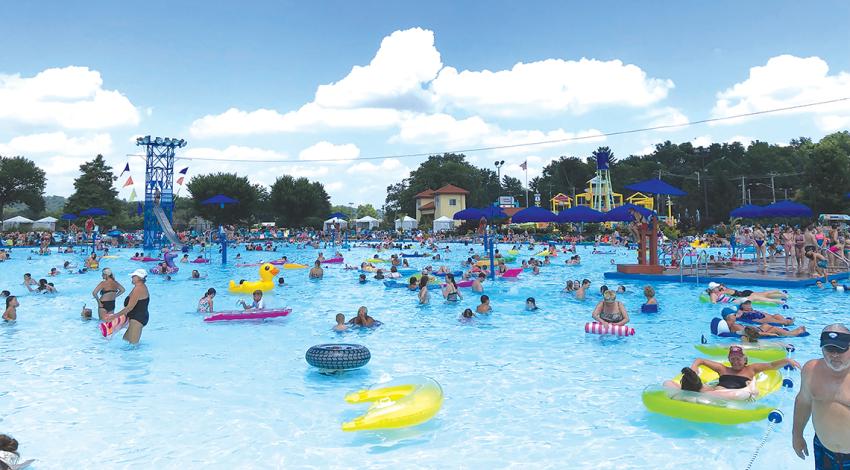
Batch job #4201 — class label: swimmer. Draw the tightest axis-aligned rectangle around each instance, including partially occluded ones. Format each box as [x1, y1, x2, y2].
[105, 269, 150, 344]
[418, 275, 430, 304]
[736, 300, 794, 326]
[92, 268, 125, 321]
[526, 297, 538, 311]
[476, 295, 492, 314]
[374, 269, 385, 280]
[81, 305, 92, 320]
[407, 277, 417, 291]
[643, 286, 657, 306]
[333, 313, 348, 332]
[347, 306, 378, 327]
[358, 274, 367, 284]
[3, 296, 18, 321]
[309, 260, 323, 279]
[22, 274, 36, 292]
[197, 288, 216, 313]
[722, 309, 806, 337]
[471, 273, 485, 293]
[575, 279, 591, 301]
[616, 285, 626, 294]
[461, 308, 475, 319]
[442, 273, 462, 302]
[48, 267, 59, 277]
[591, 290, 629, 327]
[240, 290, 265, 311]
[36, 279, 57, 294]
[180, 254, 189, 263]
[277, 277, 285, 286]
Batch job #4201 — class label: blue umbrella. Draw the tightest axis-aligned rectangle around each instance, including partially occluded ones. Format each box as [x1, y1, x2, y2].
[328, 211, 349, 220]
[79, 208, 109, 216]
[511, 206, 558, 223]
[107, 229, 123, 237]
[452, 208, 483, 220]
[729, 204, 765, 218]
[201, 194, 239, 209]
[557, 206, 603, 223]
[624, 178, 687, 196]
[478, 206, 508, 219]
[601, 204, 655, 222]
[60, 213, 77, 221]
[762, 200, 813, 218]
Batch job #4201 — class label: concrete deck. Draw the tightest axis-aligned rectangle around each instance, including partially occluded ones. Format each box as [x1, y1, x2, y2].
[604, 256, 849, 288]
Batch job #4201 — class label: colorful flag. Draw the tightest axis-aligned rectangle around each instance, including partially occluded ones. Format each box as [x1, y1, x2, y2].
[519, 161, 527, 170]
[176, 176, 184, 185]
[123, 176, 134, 188]
[119, 163, 130, 176]
[129, 188, 137, 202]
[178, 167, 189, 175]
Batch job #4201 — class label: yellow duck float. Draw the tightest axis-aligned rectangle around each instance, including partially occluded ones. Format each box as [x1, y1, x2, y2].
[341, 376, 443, 431]
[229, 262, 279, 294]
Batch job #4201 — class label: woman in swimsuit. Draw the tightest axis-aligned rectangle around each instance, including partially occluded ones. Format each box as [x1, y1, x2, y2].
[753, 225, 767, 268]
[718, 284, 786, 302]
[794, 228, 806, 272]
[723, 310, 807, 337]
[685, 346, 799, 400]
[442, 273, 462, 302]
[347, 306, 379, 328]
[197, 288, 216, 313]
[782, 227, 796, 272]
[107, 269, 150, 344]
[91, 268, 126, 321]
[591, 290, 629, 326]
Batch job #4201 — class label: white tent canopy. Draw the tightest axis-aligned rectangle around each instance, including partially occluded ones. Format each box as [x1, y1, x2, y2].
[323, 217, 348, 232]
[2, 216, 34, 231]
[432, 215, 454, 232]
[33, 216, 58, 231]
[395, 215, 417, 231]
[354, 215, 380, 230]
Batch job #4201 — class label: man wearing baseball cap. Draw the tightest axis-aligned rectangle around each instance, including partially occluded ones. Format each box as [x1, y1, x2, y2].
[793, 323, 850, 467]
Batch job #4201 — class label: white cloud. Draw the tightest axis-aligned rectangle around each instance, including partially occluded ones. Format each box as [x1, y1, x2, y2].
[314, 28, 441, 110]
[644, 107, 689, 130]
[183, 145, 289, 161]
[0, 66, 139, 129]
[711, 55, 850, 130]
[346, 158, 404, 174]
[325, 181, 344, 192]
[0, 132, 111, 156]
[430, 58, 674, 117]
[299, 141, 360, 163]
[691, 135, 713, 148]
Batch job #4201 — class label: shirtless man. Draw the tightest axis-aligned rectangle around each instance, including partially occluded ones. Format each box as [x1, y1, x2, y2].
[793, 324, 850, 467]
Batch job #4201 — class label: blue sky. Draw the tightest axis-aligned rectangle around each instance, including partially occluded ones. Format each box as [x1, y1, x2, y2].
[1, 0, 849, 207]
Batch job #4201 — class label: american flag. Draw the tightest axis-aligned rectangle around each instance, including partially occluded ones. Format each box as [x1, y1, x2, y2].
[519, 161, 527, 170]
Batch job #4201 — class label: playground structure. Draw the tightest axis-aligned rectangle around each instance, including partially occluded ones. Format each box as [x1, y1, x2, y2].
[137, 136, 187, 251]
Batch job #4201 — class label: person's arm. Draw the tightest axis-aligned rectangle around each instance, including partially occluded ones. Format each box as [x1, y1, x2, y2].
[616, 302, 630, 326]
[792, 361, 815, 459]
[591, 302, 604, 323]
[690, 358, 724, 374]
[113, 287, 139, 320]
[751, 358, 800, 374]
[92, 281, 103, 303]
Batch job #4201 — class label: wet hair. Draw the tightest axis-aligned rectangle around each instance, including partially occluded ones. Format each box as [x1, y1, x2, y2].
[526, 297, 536, 306]
[480, 295, 489, 303]
[335, 313, 345, 323]
[205, 288, 216, 297]
[419, 275, 429, 289]
[0, 291, 9, 297]
[643, 286, 655, 298]
[679, 367, 703, 392]
[277, 277, 285, 285]
[24, 273, 31, 278]
[5, 296, 15, 308]
[603, 290, 617, 301]
[743, 326, 760, 342]
[252, 290, 262, 296]
[0, 434, 18, 457]
[462, 308, 474, 318]
[582, 279, 590, 286]
[566, 280, 574, 290]
[600, 285, 609, 294]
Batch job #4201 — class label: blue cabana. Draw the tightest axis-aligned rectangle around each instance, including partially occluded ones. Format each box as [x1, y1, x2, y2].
[624, 178, 687, 196]
[762, 200, 813, 218]
[730, 204, 765, 218]
[511, 206, 558, 223]
[557, 206, 603, 223]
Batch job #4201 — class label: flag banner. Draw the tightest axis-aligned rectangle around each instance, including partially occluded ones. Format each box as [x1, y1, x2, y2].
[177, 176, 184, 185]
[179, 167, 189, 174]
[120, 163, 130, 176]
[520, 161, 527, 170]
[123, 176, 134, 187]
[129, 188, 137, 202]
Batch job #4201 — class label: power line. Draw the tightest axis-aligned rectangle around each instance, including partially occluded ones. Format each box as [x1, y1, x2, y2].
[131, 96, 850, 164]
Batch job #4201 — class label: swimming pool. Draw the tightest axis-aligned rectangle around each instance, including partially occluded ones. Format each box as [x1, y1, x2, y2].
[0, 243, 834, 469]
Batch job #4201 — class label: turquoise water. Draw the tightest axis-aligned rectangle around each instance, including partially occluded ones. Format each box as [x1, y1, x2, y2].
[0, 243, 835, 469]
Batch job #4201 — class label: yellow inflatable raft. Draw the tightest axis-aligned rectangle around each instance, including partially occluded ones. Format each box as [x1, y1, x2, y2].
[341, 376, 443, 431]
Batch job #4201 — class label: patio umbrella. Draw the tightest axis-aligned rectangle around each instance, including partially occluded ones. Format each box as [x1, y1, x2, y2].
[624, 178, 687, 196]
[79, 208, 109, 216]
[478, 206, 508, 219]
[328, 211, 349, 220]
[729, 204, 765, 218]
[201, 194, 239, 209]
[762, 200, 813, 218]
[60, 213, 77, 230]
[452, 208, 484, 220]
[511, 206, 558, 223]
[601, 204, 655, 222]
[557, 206, 603, 223]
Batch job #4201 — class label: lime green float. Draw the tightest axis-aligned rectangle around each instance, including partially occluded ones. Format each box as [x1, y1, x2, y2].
[697, 294, 785, 308]
[694, 343, 788, 362]
[642, 365, 783, 424]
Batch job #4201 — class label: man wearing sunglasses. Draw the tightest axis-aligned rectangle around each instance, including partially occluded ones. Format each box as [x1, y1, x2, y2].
[793, 324, 850, 468]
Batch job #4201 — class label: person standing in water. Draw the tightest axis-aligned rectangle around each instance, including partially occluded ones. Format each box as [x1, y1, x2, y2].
[91, 268, 125, 321]
[106, 269, 150, 344]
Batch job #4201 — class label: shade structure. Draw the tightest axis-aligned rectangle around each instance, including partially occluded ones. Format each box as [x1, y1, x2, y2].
[2, 216, 33, 230]
[557, 206, 604, 223]
[323, 217, 348, 232]
[601, 204, 655, 222]
[394, 215, 417, 231]
[511, 206, 558, 223]
[452, 208, 483, 220]
[79, 208, 109, 216]
[624, 178, 686, 196]
[354, 215, 380, 230]
[33, 216, 58, 231]
[762, 200, 813, 218]
[433, 215, 455, 232]
[729, 204, 765, 218]
[60, 213, 77, 221]
[329, 211, 349, 220]
[478, 206, 508, 219]
[201, 195, 239, 206]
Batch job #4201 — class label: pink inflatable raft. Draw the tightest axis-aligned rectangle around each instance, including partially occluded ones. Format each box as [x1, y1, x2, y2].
[204, 308, 291, 322]
[100, 316, 128, 337]
[584, 322, 635, 336]
[131, 256, 161, 262]
[321, 257, 344, 264]
[191, 257, 210, 264]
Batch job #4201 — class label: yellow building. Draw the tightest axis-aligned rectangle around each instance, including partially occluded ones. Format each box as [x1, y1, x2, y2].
[550, 193, 573, 212]
[626, 192, 654, 211]
[575, 177, 623, 210]
[415, 184, 469, 227]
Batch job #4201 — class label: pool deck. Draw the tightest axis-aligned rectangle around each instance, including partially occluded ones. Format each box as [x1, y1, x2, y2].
[605, 256, 850, 288]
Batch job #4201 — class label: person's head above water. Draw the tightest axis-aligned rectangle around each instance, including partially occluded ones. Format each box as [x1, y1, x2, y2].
[728, 345, 748, 368]
[679, 367, 702, 392]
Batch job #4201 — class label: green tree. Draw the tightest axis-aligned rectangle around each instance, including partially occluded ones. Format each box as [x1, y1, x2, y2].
[186, 172, 267, 225]
[355, 203, 378, 218]
[268, 175, 331, 228]
[800, 132, 850, 214]
[0, 156, 46, 220]
[501, 176, 526, 205]
[63, 154, 121, 226]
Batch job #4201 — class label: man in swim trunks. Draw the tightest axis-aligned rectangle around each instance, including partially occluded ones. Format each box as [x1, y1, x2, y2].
[690, 345, 799, 398]
[793, 324, 850, 468]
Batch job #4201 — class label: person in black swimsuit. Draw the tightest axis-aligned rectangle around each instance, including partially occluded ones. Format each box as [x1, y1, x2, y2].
[110, 269, 150, 344]
[91, 268, 125, 321]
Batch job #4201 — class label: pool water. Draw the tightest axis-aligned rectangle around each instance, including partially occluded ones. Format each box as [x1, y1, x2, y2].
[0, 243, 837, 469]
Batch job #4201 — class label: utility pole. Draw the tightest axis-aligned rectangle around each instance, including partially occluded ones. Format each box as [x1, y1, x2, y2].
[769, 173, 776, 202]
[741, 176, 746, 205]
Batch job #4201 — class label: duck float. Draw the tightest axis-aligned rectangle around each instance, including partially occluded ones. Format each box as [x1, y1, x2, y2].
[229, 262, 279, 294]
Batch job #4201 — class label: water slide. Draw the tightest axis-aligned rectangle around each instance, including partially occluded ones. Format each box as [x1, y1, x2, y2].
[152, 204, 183, 248]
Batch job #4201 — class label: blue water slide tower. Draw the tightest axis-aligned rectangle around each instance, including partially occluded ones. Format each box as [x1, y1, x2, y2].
[136, 136, 188, 251]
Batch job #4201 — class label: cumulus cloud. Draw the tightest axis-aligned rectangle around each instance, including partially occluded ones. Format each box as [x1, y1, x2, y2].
[346, 158, 405, 174]
[0, 132, 112, 156]
[711, 55, 850, 130]
[644, 107, 689, 130]
[0, 66, 139, 129]
[314, 28, 441, 110]
[430, 58, 674, 117]
[299, 141, 360, 163]
[183, 145, 288, 161]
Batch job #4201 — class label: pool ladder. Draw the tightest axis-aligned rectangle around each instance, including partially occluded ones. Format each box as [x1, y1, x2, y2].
[678, 248, 709, 283]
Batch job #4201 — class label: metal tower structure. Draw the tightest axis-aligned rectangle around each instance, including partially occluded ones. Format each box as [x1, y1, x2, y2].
[591, 148, 616, 212]
[137, 136, 187, 250]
